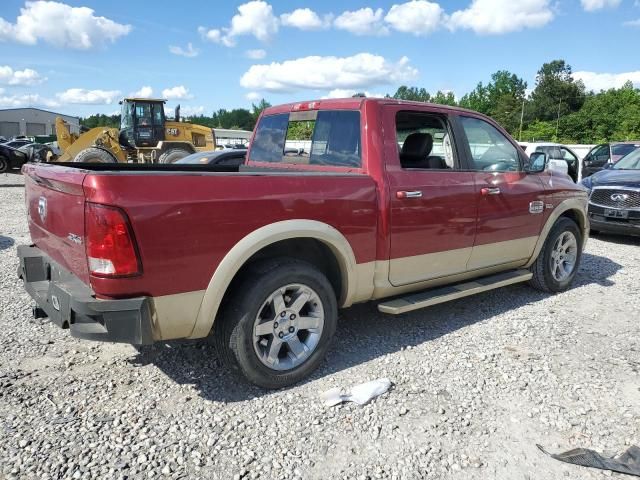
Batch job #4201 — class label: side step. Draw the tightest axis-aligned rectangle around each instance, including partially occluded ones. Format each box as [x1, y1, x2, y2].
[378, 269, 533, 315]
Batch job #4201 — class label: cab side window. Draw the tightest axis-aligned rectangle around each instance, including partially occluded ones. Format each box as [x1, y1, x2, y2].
[459, 116, 521, 172]
[395, 111, 456, 169]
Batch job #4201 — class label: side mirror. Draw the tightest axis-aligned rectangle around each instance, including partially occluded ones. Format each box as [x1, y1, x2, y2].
[526, 151, 548, 173]
[603, 162, 612, 169]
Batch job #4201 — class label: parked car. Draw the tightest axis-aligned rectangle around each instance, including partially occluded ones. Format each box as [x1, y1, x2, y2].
[582, 141, 640, 178]
[17, 98, 588, 388]
[581, 147, 640, 236]
[18, 143, 56, 163]
[2, 139, 33, 149]
[0, 143, 29, 173]
[520, 142, 581, 182]
[175, 148, 247, 166]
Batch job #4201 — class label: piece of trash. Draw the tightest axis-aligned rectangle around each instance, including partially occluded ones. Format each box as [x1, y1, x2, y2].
[321, 378, 392, 407]
[537, 444, 640, 477]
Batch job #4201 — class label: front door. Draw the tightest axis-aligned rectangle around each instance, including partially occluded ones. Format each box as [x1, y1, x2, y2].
[456, 115, 546, 270]
[384, 106, 477, 286]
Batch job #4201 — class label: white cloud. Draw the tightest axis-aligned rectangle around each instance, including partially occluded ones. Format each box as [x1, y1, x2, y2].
[162, 85, 193, 100]
[572, 70, 640, 91]
[240, 53, 417, 93]
[245, 48, 266, 59]
[385, 1, 445, 35]
[448, 0, 554, 34]
[0, 92, 59, 108]
[177, 105, 205, 117]
[581, 0, 621, 11]
[169, 42, 199, 57]
[245, 91, 261, 101]
[322, 89, 385, 99]
[199, 0, 278, 47]
[130, 86, 153, 98]
[281, 8, 332, 30]
[334, 8, 389, 35]
[56, 88, 121, 104]
[0, 1, 131, 49]
[0, 66, 46, 86]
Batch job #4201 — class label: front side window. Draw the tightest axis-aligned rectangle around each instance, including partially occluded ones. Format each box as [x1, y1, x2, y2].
[395, 111, 455, 169]
[460, 116, 520, 172]
[135, 104, 152, 126]
[249, 110, 361, 167]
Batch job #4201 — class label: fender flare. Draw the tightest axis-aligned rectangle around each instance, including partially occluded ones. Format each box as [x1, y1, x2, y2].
[524, 197, 589, 268]
[187, 219, 359, 339]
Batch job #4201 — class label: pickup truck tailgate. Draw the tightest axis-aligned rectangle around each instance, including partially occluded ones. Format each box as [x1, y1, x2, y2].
[23, 163, 90, 285]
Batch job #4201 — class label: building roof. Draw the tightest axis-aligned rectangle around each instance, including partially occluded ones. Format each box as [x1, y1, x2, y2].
[0, 106, 79, 120]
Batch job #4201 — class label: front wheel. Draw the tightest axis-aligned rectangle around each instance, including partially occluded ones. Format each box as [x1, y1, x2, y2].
[158, 148, 190, 164]
[0, 156, 8, 173]
[213, 259, 338, 389]
[529, 217, 582, 293]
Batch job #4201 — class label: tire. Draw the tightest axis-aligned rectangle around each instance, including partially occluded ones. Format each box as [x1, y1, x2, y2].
[529, 217, 582, 293]
[213, 258, 338, 389]
[0, 156, 8, 173]
[158, 148, 191, 164]
[74, 147, 117, 163]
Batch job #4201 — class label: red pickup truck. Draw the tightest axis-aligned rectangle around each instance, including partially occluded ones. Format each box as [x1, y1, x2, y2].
[18, 98, 588, 388]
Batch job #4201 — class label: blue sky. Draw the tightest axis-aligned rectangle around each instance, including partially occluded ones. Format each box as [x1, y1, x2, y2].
[1, 0, 639, 117]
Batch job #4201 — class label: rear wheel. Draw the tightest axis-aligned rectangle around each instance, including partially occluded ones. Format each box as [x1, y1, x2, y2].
[529, 217, 582, 293]
[213, 258, 338, 389]
[0, 156, 8, 173]
[74, 147, 117, 163]
[158, 148, 191, 164]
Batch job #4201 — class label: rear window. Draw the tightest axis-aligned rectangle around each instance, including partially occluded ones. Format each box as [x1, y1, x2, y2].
[249, 110, 361, 168]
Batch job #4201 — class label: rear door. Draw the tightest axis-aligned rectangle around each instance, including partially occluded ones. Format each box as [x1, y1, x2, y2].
[383, 105, 477, 286]
[23, 164, 90, 284]
[455, 115, 545, 270]
[583, 144, 609, 176]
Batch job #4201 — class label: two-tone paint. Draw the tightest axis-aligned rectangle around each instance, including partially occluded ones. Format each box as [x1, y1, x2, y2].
[22, 98, 588, 343]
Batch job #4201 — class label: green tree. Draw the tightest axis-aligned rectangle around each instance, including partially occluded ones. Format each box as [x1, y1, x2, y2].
[528, 60, 585, 122]
[391, 86, 432, 102]
[80, 114, 120, 129]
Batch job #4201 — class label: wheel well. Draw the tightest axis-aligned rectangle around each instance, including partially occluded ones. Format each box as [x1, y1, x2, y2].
[559, 209, 585, 232]
[215, 238, 343, 330]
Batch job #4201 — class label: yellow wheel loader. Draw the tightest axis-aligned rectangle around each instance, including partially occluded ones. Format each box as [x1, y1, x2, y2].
[55, 98, 215, 163]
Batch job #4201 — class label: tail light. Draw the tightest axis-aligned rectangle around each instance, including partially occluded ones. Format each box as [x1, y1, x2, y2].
[85, 203, 141, 277]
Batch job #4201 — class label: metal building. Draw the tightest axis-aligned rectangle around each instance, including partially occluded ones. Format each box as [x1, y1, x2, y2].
[0, 107, 80, 138]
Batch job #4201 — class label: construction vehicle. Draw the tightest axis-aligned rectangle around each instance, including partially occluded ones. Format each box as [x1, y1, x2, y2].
[55, 98, 215, 163]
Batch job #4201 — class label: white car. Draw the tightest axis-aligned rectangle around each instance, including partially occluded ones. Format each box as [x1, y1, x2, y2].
[519, 142, 581, 182]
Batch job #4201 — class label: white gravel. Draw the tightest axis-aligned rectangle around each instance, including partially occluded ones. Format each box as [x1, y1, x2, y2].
[1, 171, 639, 480]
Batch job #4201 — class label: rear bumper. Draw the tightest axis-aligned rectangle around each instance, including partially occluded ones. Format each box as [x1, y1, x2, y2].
[17, 245, 154, 345]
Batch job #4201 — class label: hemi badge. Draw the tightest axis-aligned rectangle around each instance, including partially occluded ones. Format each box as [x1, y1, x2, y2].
[546, 203, 554, 209]
[529, 201, 544, 214]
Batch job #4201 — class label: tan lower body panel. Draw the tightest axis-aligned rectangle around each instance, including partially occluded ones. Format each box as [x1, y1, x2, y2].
[150, 290, 205, 340]
[378, 269, 533, 314]
[467, 236, 538, 270]
[388, 247, 472, 286]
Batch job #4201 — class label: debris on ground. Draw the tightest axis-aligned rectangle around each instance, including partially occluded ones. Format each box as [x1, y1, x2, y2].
[537, 444, 640, 477]
[321, 378, 392, 406]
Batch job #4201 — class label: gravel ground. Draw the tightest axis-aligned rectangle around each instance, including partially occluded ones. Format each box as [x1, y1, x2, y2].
[1, 171, 639, 480]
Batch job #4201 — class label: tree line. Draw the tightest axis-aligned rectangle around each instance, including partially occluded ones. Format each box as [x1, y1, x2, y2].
[388, 59, 640, 144]
[80, 60, 640, 144]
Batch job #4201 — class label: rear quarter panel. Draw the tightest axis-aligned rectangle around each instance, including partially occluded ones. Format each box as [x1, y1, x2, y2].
[83, 172, 378, 298]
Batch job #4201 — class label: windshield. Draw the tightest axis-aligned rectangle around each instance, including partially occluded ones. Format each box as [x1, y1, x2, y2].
[612, 143, 640, 156]
[613, 148, 640, 170]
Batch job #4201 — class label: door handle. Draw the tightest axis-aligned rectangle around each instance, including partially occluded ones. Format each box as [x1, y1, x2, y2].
[397, 190, 423, 199]
[480, 187, 501, 196]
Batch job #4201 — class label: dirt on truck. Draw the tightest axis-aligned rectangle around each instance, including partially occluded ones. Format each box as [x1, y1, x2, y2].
[18, 97, 588, 389]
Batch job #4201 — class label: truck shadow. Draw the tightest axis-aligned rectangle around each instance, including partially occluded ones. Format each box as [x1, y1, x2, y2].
[0, 235, 15, 251]
[590, 231, 640, 247]
[129, 251, 621, 403]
